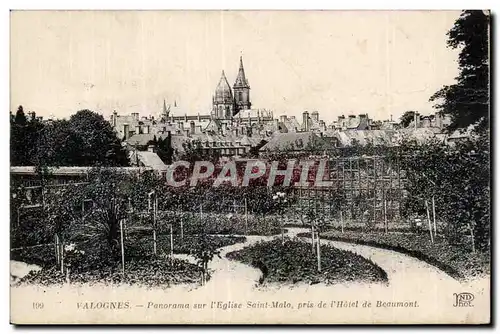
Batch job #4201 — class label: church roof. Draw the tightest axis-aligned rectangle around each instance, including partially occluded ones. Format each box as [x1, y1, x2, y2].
[234, 56, 249, 88]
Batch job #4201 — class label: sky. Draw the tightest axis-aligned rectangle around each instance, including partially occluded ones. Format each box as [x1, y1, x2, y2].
[10, 10, 462, 124]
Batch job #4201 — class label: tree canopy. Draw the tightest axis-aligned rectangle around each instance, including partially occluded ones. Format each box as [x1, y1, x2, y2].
[430, 10, 490, 133]
[10, 108, 130, 167]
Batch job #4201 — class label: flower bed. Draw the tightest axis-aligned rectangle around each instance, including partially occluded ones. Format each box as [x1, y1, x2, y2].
[125, 233, 246, 258]
[226, 238, 388, 285]
[15, 257, 202, 287]
[296, 231, 490, 280]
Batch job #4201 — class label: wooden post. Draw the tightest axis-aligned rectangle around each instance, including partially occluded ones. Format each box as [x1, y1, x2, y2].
[340, 211, 344, 233]
[54, 234, 60, 265]
[200, 204, 203, 222]
[120, 219, 125, 276]
[180, 219, 184, 243]
[153, 195, 158, 255]
[60, 242, 64, 274]
[311, 224, 315, 253]
[281, 220, 285, 245]
[425, 200, 434, 243]
[384, 199, 388, 233]
[316, 232, 321, 272]
[432, 196, 437, 236]
[170, 224, 174, 257]
[244, 198, 248, 236]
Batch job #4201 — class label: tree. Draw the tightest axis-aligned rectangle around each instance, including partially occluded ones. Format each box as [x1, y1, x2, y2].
[430, 10, 490, 133]
[14, 105, 27, 126]
[43, 168, 150, 264]
[68, 110, 129, 166]
[31, 120, 82, 167]
[10, 106, 43, 166]
[399, 111, 419, 128]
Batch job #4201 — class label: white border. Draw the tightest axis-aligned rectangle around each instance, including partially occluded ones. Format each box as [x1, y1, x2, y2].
[2, 1, 498, 332]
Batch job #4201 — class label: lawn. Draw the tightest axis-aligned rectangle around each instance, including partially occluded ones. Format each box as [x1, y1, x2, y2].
[226, 237, 388, 285]
[299, 230, 490, 280]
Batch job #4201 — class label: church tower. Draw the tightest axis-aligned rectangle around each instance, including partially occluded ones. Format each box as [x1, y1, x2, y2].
[212, 70, 234, 119]
[233, 56, 251, 114]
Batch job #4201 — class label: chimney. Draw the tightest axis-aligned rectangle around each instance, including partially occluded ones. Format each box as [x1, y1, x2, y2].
[435, 112, 442, 129]
[123, 124, 130, 140]
[198, 113, 201, 122]
[184, 114, 188, 122]
[319, 120, 326, 131]
[311, 111, 319, 122]
[190, 121, 195, 134]
[112, 110, 118, 127]
[280, 115, 287, 123]
[302, 111, 310, 131]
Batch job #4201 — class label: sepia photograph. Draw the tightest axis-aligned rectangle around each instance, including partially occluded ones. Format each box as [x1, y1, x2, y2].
[9, 9, 490, 324]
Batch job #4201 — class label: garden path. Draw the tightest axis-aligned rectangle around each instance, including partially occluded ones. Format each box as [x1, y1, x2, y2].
[287, 227, 462, 290]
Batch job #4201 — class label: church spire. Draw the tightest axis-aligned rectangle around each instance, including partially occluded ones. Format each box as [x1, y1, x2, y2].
[234, 56, 249, 88]
[163, 98, 169, 117]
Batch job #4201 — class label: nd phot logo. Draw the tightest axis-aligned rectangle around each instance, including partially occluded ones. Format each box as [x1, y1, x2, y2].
[453, 292, 474, 307]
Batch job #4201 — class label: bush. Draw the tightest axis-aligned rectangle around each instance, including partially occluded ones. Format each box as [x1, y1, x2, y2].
[227, 238, 387, 285]
[15, 257, 202, 287]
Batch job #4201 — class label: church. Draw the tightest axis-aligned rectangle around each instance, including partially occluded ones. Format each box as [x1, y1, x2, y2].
[211, 56, 252, 119]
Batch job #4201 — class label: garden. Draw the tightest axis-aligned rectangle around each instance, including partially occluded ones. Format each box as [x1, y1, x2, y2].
[226, 237, 388, 285]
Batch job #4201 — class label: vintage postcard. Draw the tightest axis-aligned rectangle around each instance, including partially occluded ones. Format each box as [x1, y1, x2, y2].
[10, 10, 490, 324]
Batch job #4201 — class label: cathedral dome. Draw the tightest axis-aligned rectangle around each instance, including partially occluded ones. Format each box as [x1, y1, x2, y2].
[214, 70, 233, 103]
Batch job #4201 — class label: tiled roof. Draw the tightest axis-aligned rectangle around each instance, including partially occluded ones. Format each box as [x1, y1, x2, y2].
[259, 132, 333, 152]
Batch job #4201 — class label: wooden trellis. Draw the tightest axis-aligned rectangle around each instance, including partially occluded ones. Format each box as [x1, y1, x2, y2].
[290, 156, 407, 230]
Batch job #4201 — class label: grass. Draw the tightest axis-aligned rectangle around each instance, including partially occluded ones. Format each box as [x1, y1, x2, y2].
[226, 237, 388, 286]
[298, 230, 490, 280]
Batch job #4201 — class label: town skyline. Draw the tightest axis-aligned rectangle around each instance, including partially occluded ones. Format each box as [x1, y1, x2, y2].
[11, 10, 461, 124]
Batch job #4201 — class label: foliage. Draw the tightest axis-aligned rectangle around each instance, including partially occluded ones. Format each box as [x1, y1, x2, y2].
[10, 108, 130, 167]
[393, 135, 490, 252]
[430, 10, 490, 133]
[227, 238, 387, 285]
[146, 133, 174, 165]
[399, 111, 419, 128]
[15, 257, 202, 287]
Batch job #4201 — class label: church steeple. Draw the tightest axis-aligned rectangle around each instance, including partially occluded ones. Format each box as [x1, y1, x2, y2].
[233, 56, 251, 114]
[162, 99, 169, 118]
[234, 56, 249, 89]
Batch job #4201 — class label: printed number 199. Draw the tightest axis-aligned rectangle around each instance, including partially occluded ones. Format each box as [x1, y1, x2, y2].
[33, 302, 44, 309]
